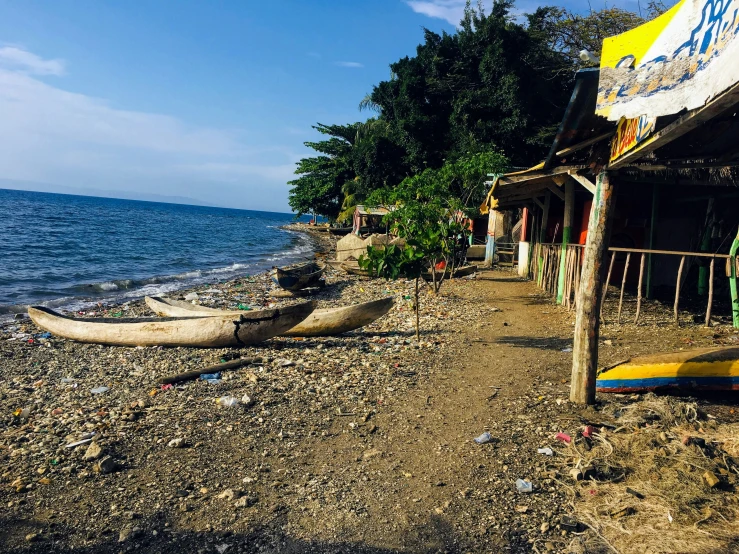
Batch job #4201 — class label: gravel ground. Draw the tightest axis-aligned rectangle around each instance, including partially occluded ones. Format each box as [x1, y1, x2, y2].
[2, 227, 739, 553]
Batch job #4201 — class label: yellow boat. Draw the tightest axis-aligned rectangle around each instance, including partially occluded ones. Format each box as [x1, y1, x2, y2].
[596, 347, 739, 393]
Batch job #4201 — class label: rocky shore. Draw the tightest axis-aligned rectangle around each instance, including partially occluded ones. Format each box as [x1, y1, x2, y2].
[3, 227, 739, 553]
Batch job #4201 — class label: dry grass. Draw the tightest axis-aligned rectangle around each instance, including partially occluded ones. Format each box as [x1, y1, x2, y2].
[556, 395, 739, 553]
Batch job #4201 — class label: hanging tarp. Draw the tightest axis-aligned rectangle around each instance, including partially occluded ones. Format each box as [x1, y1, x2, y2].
[597, 0, 739, 121]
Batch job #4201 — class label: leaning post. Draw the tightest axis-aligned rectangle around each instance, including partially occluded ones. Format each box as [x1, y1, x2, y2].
[570, 171, 616, 404]
[557, 181, 574, 304]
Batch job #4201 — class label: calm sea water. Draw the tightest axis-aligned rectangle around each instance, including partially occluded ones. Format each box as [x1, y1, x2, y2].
[0, 189, 312, 315]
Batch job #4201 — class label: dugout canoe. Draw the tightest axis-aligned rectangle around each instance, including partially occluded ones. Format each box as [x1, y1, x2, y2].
[274, 262, 324, 291]
[423, 264, 478, 280]
[596, 347, 739, 393]
[27, 302, 316, 348]
[145, 296, 395, 337]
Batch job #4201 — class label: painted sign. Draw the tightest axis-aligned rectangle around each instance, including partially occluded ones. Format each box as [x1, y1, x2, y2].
[610, 115, 657, 161]
[597, 0, 739, 121]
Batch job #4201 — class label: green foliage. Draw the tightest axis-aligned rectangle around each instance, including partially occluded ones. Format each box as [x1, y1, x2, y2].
[357, 244, 424, 280]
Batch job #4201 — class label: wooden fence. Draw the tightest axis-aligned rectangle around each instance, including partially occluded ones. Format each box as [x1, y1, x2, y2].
[532, 243, 732, 326]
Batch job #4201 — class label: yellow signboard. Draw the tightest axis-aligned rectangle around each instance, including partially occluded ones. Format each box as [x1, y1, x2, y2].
[597, 0, 739, 121]
[610, 115, 656, 161]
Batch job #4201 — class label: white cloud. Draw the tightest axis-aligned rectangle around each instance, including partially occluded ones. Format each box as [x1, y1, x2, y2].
[0, 47, 300, 210]
[334, 61, 364, 68]
[0, 45, 65, 76]
[406, 0, 467, 25]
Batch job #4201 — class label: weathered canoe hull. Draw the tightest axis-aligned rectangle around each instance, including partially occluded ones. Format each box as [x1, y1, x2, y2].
[145, 296, 395, 337]
[28, 302, 316, 348]
[274, 263, 324, 291]
[596, 347, 739, 392]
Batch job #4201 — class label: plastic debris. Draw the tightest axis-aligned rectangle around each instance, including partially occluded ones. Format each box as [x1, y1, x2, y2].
[515, 479, 533, 493]
[200, 372, 222, 382]
[161, 383, 173, 391]
[561, 347, 573, 352]
[237, 303, 251, 311]
[555, 432, 571, 443]
[473, 432, 494, 444]
[537, 447, 553, 456]
[184, 292, 199, 301]
[65, 437, 94, 449]
[91, 386, 109, 394]
[217, 396, 239, 408]
[582, 425, 595, 439]
[12, 407, 30, 420]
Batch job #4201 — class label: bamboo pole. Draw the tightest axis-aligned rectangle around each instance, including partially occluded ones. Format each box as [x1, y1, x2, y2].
[706, 257, 715, 327]
[634, 253, 646, 324]
[569, 248, 577, 310]
[674, 255, 686, 325]
[565, 248, 573, 309]
[574, 247, 581, 310]
[557, 181, 574, 304]
[617, 252, 631, 324]
[601, 252, 616, 320]
[571, 171, 616, 405]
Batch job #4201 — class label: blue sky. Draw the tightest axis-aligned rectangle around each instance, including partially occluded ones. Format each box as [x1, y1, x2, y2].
[0, 0, 638, 212]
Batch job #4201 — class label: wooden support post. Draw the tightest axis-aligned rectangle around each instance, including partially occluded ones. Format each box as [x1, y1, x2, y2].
[600, 252, 616, 321]
[537, 191, 551, 286]
[698, 198, 714, 295]
[634, 253, 646, 324]
[617, 252, 631, 324]
[706, 257, 715, 327]
[646, 183, 659, 299]
[574, 247, 581, 310]
[674, 255, 686, 325]
[571, 171, 615, 405]
[730, 228, 739, 328]
[557, 181, 574, 304]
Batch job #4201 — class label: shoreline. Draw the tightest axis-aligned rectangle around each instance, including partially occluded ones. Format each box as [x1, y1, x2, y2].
[1, 223, 331, 326]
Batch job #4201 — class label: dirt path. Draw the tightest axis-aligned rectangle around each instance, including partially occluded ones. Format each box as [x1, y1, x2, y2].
[279, 273, 579, 553]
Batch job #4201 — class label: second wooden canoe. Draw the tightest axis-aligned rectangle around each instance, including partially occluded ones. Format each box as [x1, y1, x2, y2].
[28, 301, 316, 348]
[274, 262, 325, 291]
[145, 296, 395, 337]
[596, 347, 739, 392]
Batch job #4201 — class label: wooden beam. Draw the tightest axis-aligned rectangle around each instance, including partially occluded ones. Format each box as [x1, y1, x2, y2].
[547, 184, 565, 201]
[501, 164, 587, 185]
[555, 131, 615, 157]
[533, 197, 545, 210]
[609, 79, 739, 170]
[571, 171, 616, 405]
[570, 173, 596, 194]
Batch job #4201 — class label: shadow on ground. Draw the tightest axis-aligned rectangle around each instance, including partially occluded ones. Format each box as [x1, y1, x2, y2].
[489, 335, 573, 350]
[0, 513, 468, 554]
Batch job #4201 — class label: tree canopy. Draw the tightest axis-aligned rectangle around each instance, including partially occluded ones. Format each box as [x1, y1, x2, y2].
[288, 1, 660, 221]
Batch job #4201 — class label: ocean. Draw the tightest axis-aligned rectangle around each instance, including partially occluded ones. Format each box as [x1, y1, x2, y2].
[0, 188, 313, 316]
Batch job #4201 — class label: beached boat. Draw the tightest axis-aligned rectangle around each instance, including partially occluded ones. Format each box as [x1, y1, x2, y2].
[27, 302, 316, 348]
[145, 296, 395, 337]
[340, 262, 371, 277]
[328, 226, 353, 236]
[423, 264, 478, 280]
[274, 262, 324, 291]
[596, 347, 739, 392]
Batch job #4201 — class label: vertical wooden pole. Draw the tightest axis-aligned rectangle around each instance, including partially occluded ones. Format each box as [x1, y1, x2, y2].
[646, 183, 659, 299]
[617, 252, 631, 324]
[537, 191, 551, 286]
[574, 247, 581, 310]
[634, 253, 646, 324]
[705, 257, 715, 327]
[557, 181, 574, 304]
[571, 171, 616, 405]
[674, 255, 686, 325]
[600, 252, 616, 320]
[730, 228, 739, 328]
[698, 198, 714, 295]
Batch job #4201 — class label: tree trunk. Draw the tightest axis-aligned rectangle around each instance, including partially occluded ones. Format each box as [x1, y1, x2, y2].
[570, 171, 616, 405]
[415, 276, 420, 341]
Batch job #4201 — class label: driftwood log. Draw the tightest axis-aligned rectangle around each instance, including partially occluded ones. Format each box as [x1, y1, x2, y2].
[158, 357, 263, 385]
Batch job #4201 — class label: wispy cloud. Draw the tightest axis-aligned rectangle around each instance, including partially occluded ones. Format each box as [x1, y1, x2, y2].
[405, 0, 467, 25]
[334, 61, 364, 68]
[0, 45, 66, 76]
[0, 46, 300, 210]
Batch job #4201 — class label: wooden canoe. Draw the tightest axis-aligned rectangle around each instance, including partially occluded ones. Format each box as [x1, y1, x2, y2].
[274, 262, 324, 291]
[423, 264, 478, 280]
[596, 347, 739, 392]
[145, 296, 395, 337]
[340, 262, 371, 277]
[27, 302, 316, 348]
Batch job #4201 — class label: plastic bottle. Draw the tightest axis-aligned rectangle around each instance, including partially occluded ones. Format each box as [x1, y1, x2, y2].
[217, 396, 239, 408]
[516, 479, 533, 493]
